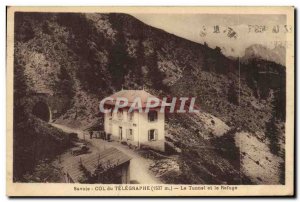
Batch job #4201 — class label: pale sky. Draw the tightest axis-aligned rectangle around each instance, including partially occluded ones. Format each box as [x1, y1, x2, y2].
[131, 14, 288, 57]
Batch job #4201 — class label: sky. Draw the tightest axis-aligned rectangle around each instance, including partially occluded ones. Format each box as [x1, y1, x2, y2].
[131, 14, 288, 57]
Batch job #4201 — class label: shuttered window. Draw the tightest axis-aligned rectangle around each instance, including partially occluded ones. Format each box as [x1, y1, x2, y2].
[126, 129, 133, 141]
[148, 111, 158, 122]
[148, 129, 158, 141]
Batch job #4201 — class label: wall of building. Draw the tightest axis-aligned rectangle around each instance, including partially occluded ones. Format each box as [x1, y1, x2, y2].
[121, 161, 130, 184]
[138, 110, 165, 152]
[104, 109, 165, 152]
[104, 110, 139, 147]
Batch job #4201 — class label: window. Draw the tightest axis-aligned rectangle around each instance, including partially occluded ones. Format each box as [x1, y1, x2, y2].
[126, 129, 134, 141]
[148, 111, 158, 122]
[128, 111, 134, 121]
[148, 129, 158, 141]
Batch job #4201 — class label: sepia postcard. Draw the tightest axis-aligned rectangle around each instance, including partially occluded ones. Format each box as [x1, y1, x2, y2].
[6, 6, 294, 196]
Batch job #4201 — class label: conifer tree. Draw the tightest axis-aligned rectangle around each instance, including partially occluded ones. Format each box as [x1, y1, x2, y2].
[147, 50, 167, 90]
[107, 14, 129, 89]
[265, 115, 280, 155]
[228, 81, 239, 105]
[134, 39, 144, 84]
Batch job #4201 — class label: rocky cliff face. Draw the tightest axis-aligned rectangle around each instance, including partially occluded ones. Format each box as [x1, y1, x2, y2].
[242, 44, 286, 66]
[14, 12, 286, 184]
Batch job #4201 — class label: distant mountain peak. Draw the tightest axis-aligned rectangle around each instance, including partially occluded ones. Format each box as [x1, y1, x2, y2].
[242, 44, 286, 65]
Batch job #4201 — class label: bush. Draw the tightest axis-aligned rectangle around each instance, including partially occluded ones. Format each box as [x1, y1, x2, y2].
[22, 160, 63, 183]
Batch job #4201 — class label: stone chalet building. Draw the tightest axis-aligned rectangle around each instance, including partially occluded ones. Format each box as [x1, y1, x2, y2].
[103, 90, 165, 152]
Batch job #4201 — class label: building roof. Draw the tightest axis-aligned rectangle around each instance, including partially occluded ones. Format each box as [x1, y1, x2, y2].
[63, 160, 83, 183]
[80, 147, 131, 174]
[103, 90, 163, 108]
[63, 147, 131, 182]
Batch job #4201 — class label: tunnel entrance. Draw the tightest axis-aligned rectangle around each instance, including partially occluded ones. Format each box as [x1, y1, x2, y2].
[32, 102, 51, 122]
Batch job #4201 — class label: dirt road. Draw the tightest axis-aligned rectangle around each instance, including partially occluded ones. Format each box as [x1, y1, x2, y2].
[51, 123, 161, 184]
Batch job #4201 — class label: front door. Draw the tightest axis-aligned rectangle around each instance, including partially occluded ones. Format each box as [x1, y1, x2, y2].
[119, 127, 122, 140]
